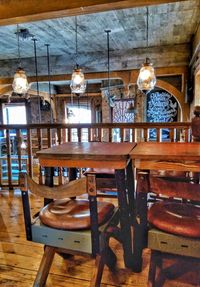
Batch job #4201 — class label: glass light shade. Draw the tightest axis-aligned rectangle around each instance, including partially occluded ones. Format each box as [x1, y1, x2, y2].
[70, 67, 86, 94]
[12, 67, 29, 94]
[21, 140, 26, 149]
[137, 58, 156, 91]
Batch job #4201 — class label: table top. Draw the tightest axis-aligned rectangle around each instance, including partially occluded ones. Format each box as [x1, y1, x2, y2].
[37, 142, 136, 169]
[130, 142, 200, 171]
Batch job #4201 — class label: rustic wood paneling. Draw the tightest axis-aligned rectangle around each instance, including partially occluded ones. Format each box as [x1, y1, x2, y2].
[0, 0, 190, 25]
[0, 1, 199, 80]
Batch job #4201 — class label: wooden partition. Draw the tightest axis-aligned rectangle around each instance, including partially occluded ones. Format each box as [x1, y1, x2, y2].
[0, 122, 191, 188]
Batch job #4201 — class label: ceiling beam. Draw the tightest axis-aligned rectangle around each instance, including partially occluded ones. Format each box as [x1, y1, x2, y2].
[55, 93, 101, 98]
[0, 85, 12, 95]
[190, 22, 200, 69]
[0, 66, 187, 86]
[0, 0, 188, 26]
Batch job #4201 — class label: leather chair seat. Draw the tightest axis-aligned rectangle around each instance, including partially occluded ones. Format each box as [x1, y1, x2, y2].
[40, 199, 115, 230]
[148, 201, 200, 238]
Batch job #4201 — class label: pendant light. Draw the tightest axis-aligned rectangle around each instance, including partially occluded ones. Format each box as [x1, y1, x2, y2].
[137, 7, 156, 92]
[12, 25, 29, 95]
[70, 16, 86, 94]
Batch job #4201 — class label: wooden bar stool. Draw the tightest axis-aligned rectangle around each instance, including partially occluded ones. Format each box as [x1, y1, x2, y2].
[147, 176, 200, 287]
[20, 173, 118, 287]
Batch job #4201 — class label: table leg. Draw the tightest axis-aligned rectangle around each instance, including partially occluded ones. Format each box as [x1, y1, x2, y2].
[87, 174, 99, 256]
[68, 168, 77, 181]
[115, 168, 133, 268]
[68, 168, 77, 200]
[132, 171, 148, 272]
[126, 160, 135, 224]
[44, 167, 54, 205]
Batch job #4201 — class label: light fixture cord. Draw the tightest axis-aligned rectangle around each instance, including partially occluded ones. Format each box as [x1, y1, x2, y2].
[33, 38, 41, 123]
[45, 44, 53, 123]
[17, 24, 22, 67]
[105, 30, 111, 95]
[86, 81, 89, 110]
[75, 16, 78, 66]
[146, 6, 149, 61]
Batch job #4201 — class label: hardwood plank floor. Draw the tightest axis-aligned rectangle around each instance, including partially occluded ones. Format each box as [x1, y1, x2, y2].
[0, 188, 199, 286]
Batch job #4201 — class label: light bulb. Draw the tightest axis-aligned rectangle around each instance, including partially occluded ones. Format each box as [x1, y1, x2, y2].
[70, 67, 86, 94]
[21, 140, 26, 149]
[12, 67, 29, 94]
[73, 74, 82, 85]
[139, 68, 151, 81]
[137, 58, 156, 91]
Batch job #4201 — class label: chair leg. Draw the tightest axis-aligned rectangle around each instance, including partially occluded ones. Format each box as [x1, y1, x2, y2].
[148, 250, 162, 287]
[90, 254, 105, 287]
[104, 246, 117, 271]
[33, 245, 56, 287]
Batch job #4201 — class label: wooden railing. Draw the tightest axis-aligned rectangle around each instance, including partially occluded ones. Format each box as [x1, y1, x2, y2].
[0, 122, 191, 188]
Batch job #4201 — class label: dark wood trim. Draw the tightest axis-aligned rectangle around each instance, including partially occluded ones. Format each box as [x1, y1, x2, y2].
[0, 0, 188, 26]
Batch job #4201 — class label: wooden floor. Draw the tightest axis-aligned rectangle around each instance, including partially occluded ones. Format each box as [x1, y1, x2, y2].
[0, 188, 199, 287]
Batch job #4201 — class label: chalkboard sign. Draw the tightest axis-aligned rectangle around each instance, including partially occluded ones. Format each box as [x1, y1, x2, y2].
[146, 90, 178, 140]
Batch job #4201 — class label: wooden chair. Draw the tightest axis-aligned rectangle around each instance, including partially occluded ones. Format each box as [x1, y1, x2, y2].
[20, 173, 118, 287]
[147, 176, 200, 286]
[84, 168, 117, 198]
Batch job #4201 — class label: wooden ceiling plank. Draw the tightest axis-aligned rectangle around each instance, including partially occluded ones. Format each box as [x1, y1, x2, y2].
[0, 0, 188, 26]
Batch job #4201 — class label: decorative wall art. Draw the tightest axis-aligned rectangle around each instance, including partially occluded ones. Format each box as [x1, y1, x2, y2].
[113, 99, 134, 123]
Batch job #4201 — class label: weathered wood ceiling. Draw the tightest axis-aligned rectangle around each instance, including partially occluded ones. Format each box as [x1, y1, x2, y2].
[0, 0, 199, 84]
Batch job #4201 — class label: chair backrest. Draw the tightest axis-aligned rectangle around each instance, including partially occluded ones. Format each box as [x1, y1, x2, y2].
[150, 176, 200, 202]
[20, 172, 87, 199]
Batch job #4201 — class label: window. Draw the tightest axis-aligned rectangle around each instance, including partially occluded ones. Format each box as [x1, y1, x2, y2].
[2, 103, 27, 137]
[67, 106, 91, 124]
[3, 103, 27, 125]
[66, 106, 91, 142]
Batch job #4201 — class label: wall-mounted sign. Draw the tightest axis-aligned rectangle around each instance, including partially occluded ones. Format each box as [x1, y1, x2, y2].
[147, 90, 178, 140]
[147, 91, 177, 122]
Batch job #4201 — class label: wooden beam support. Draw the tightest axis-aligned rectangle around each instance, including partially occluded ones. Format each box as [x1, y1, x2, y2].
[55, 93, 101, 98]
[0, 66, 188, 86]
[0, 0, 188, 26]
[190, 22, 200, 71]
[0, 85, 12, 95]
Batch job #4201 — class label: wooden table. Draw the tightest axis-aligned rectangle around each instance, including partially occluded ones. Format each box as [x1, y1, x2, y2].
[130, 142, 200, 272]
[37, 141, 136, 268]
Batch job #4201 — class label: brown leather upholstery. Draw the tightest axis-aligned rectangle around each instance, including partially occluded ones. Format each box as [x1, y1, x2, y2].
[150, 170, 187, 178]
[39, 199, 115, 230]
[148, 201, 200, 238]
